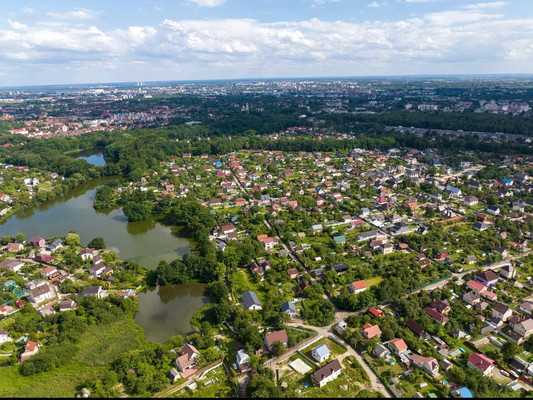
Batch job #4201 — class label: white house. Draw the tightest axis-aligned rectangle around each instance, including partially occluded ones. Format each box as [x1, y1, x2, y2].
[29, 282, 53, 304]
[311, 359, 342, 388]
[0, 329, 11, 344]
[312, 344, 330, 363]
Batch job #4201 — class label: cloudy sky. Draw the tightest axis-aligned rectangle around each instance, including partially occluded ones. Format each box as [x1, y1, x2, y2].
[0, 0, 532, 86]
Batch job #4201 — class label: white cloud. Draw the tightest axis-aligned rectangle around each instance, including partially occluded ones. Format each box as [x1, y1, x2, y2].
[186, 0, 227, 7]
[0, 5, 532, 84]
[464, 2, 509, 11]
[368, 2, 382, 7]
[46, 9, 99, 20]
[8, 19, 28, 31]
[403, 0, 436, 3]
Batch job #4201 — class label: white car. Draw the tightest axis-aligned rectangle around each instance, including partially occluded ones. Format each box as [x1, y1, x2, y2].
[232, 363, 238, 370]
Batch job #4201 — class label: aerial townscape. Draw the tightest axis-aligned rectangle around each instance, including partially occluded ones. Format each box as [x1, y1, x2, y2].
[1, 0, 533, 399]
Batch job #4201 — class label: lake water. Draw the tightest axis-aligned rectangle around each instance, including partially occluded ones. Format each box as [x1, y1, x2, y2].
[74, 148, 107, 166]
[0, 176, 191, 269]
[135, 282, 209, 343]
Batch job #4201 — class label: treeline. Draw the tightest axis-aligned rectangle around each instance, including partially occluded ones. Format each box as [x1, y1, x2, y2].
[326, 110, 533, 136]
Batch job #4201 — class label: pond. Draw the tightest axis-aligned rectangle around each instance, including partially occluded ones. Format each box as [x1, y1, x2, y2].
[0, 176, 191, 269]
[74, 148, 107, 166]
[135, 282, 209, 344]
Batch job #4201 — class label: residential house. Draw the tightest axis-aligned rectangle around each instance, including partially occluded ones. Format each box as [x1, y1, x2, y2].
[424, 307, 449, 324]
[487, 205, 500, 216]
[513, 318, 533, 338]
[388, 338, 408, 355]
[430, 299, 451, 314]
[20, 341, 41, 362]
[287, 268, 299, 279]
[463, 196, 479, 207]
[80, 286, 106, 299]
[29, 236, 45, 247]
[89, 264, 107, 278]
[311, 359, 342, 388]
[475, 270, 499, 287]
[464, 255, 478, 265]
[281, 301, 296, 318]
[406, 319, 426, 337]
[169, 368, 181, 383]
[361, 323, 382, 339]
[368, 307, 384, 318]
[40, 266, 59, 280]
[519, 302, 533, 315]
[350, 280, 367, 294]
[29, 282, 53, 303]
[467, 353, 495, 375]
[492, 303, 513, 322]
[175, 343, 200, 372]
[236, 349, 251, 372]
[0, 329, 11, 344]
[373, 343, 390, 358]
[59, 300, 78, 312]
[264, 329, 288, 351]
[312, 344, 331, 363]
[408, 354, 439, 377]
[242, 290, 262, 311]
[7, 243, 23, 252]
[463, 290, 481, 305]
[500, 265, 517, 279]
[0, 259, 24, 273]
[47, 239, 64, 252]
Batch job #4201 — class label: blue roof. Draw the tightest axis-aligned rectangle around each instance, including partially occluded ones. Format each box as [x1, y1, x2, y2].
[312, 344, 330, 359]
[502, 178, 512, 183]
[281, 301, 296, 313]
[457, 387, 474, 398]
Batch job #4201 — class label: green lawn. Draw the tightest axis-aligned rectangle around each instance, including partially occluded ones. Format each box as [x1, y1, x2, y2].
[366, 277, 384, 288]
[301, 337, 347, 365]
[0, 362, 108, 398]
[0, 316, 144, 397]
[75, 318, 144, 366]
[281, 356, 369, 398]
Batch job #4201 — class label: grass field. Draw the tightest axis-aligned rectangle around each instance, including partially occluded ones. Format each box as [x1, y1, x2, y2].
[0, 362, 108, 398]
[0, 316, 144, 397]
[75, 318, 145, 366]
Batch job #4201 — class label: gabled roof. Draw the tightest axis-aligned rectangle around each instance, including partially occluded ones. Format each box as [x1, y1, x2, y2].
[242, 290, 261, 308]
[312, 359, 342, 383]
[406, 319, 425, 336]
[265, 329, 288, 347]
[389, 338, 408, 353]
[312, 344, 330, 358]
[468, 353, 494, 372]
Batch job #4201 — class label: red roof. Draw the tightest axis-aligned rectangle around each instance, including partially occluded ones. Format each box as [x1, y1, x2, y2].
[389, 338, 408, 353]
[25, 341, 37, 352]
[424, 307, 449, 323]
[265, 329, 288, 347]
[351, 280, 367, 290]
[362, 323, 382, 339]
[466, 280, 486, 292]
[468, 353, 494, 372]
[368, 307, 384, 318]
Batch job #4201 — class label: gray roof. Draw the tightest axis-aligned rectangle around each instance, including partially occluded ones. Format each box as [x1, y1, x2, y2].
[281, 301, 296, 313]
[242, 290, 261, 308]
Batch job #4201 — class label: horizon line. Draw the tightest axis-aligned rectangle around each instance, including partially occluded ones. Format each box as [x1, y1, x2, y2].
[2, 73, 533, 91]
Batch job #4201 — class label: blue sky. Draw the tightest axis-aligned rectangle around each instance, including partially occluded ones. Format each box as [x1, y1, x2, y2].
[0, 0, 532, 85]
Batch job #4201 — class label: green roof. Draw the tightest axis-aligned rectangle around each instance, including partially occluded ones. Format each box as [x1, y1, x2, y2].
[334, 235, 346, 243]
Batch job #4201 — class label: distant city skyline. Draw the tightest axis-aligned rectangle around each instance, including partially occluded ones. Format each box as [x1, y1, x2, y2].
[0, 0, 532, 86]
